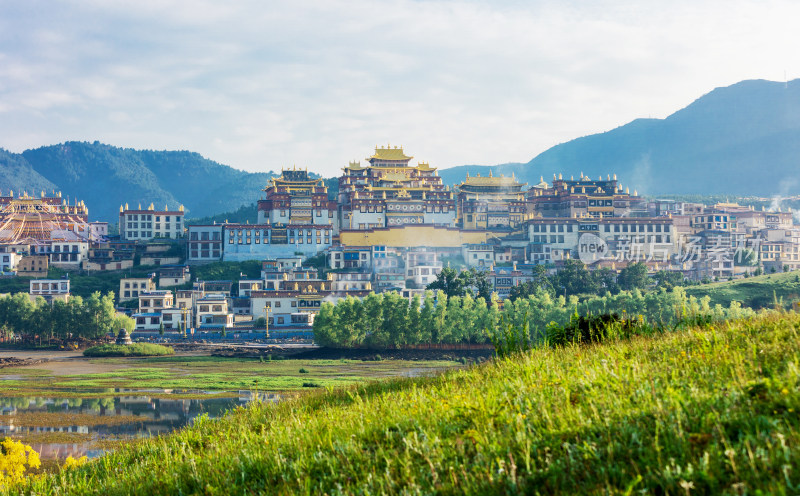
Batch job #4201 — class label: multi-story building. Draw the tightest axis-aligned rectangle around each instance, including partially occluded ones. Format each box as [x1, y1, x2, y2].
[327, 246, 372, 270]
[15, 255, 48, 277]
[488, 265, 535, 300]
[404, 248, 443, 287]
[158, 265, 191, 287]
[195, 293, 233, 329]
[221, 223, 333, 261]
[528, 173, 646, 219]
[186, 224, 224, 263]
[257, 167, 336, 229]
[161, 307, 191, 332]
[237, 279, 265, 297]
[138, 290, 174, 314]
[758, 228, 800, 271]
[119, 203, 185, 241]
[329, 271, 372, 292]
[338, 146, 456, 230]
[29, 278, 70, 303]
[457, 172, 528, 230]
[527, 217, 677, 266]
[119, 277, 156, 302]
[48, 241, 89, 268]
[462, 244, 495, 268]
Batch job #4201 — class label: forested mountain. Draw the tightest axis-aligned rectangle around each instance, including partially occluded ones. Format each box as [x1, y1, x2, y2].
[439, 79, 800, 197]
[0, 142, 276, 222]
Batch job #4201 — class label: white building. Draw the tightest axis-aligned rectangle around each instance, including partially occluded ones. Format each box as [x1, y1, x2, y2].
[195, 293, 233, 328]
[120, 204, 185, 241]
[48, 241, 89, 268]
[0, 252, 20, 275]
[29, 278, 70, 303]
[138, 290, 174, 314]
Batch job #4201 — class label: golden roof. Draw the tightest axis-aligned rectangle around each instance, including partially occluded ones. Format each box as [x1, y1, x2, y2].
[345, 161, 363, 170]
[461, 174, 524, 187]
[369, 145, 412, 161]
[380, 172, 409, 182]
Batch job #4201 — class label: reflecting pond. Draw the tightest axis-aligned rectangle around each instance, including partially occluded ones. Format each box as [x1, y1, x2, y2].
[0, 390, 281, 460]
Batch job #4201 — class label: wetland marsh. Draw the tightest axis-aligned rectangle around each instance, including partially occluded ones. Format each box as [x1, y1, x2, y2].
[0, 350, 458, 461]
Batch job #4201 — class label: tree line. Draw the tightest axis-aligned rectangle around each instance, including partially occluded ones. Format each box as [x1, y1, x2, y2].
[0, 292, 133, 345]
[425, 261, 684, 303]
[312, 286, 755, 349]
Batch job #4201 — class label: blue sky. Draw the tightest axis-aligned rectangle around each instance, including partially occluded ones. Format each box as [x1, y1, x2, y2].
[1, 0, 798, 176]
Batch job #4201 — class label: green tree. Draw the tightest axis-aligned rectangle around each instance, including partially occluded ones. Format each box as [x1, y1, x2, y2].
[426, 267, 465, 298]
[617, 262, 649, 292]
[592, 267, 619, 294]
[463, 268, 493, 301]
[553, 259, 598, 297]
[312, 302, 338, 347]
[734, 248, 758, 266]
[653, 270, 685, 290]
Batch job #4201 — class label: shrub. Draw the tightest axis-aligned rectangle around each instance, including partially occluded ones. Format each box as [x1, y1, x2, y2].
[83, 343, 174, 357]
[302, 382, 320, 388]
[299, 368, 309, 374]
[544, 313, 655, 347]
[0, 438, 40, 487]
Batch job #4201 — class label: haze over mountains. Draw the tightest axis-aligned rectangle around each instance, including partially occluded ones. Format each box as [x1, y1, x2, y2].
[440, 79, 800, 196]
[1, 78, 799, 224]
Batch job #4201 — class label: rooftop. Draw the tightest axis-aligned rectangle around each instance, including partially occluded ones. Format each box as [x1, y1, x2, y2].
[368, 145, 412, 162]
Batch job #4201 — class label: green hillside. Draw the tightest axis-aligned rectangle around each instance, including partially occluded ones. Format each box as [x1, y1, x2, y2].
[16, 311, 800, 494]
[686, 271, 800, 309]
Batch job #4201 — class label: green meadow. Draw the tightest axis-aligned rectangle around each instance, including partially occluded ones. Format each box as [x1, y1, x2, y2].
[686, 270, 800, 309]
[10, 311, 800, 494]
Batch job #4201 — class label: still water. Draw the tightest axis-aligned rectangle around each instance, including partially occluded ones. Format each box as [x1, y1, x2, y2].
[0, 390, 280, 460]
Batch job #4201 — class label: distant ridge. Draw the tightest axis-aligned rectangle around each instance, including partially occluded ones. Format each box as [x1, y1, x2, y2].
[3, 79, 799, 224]
[440, 79, 800, 197]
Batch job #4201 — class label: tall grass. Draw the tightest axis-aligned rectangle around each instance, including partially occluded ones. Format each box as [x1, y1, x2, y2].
[12, 311, 800, 495]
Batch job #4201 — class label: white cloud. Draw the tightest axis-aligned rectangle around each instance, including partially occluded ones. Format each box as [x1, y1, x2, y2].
[1, 0, 799, 176]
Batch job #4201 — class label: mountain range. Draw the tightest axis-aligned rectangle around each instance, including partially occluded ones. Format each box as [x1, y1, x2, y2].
[2, 78, 799, 224]
[439, 79, 800, 197]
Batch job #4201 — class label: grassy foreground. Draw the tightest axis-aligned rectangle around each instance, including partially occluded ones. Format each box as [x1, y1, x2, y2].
[12, 312, 800, 494]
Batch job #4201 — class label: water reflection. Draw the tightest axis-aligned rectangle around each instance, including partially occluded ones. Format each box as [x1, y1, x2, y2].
[0, 390, 282, 460]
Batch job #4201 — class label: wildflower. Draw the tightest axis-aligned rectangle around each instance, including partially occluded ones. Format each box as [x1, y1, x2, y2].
[781, 388, 789, 395]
